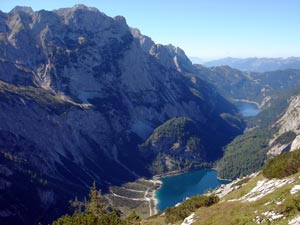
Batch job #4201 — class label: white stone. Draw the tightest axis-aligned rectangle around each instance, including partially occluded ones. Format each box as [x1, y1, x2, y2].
[262, 211, 284, 221]
[289, 216, 300, 225]
[181, 213, 195, 225]
[291, 135, 300, 151]
[290, 185, 300, 195]
[238, 178, 294, 202]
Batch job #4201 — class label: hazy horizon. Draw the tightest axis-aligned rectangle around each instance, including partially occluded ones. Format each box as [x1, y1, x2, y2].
[189, 55, 300, 62]
[2, 0, 300, 60]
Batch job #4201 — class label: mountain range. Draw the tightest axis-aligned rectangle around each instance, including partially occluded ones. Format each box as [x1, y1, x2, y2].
[0, 5, 243, 225]
[201, 57, 300, 72]
[2, 4, 300, 225]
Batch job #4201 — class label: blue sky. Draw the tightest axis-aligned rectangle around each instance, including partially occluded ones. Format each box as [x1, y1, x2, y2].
[1, 0, 300, 60]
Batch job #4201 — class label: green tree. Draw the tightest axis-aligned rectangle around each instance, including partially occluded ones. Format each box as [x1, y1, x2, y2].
[126, 211, 141, 224]
[86, 181, 108, 215]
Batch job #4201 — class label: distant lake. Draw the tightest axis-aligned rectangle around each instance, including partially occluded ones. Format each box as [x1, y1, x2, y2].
[234, 101, 260, 117]
[156, 169, 229, 212]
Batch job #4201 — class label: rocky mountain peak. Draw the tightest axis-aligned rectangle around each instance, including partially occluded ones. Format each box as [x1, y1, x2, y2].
[54, 4, 110, 29]
[54, 4, 100, 16]
[71, 4, 99, 12]
[130, 28, 195, 73]
[114, 15, 127, 24]
[130, 27, 155, 53]
[9, 6, 34, 15]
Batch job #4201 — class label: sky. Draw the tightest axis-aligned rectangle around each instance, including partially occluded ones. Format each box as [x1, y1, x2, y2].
[1, 0, 300, 60]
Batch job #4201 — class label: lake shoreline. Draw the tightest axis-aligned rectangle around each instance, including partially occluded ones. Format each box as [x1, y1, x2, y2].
[231, 98, 261, 109]
[153, 168, 229, 212]
[151, 169, 191, 214]
[143, 178, 162, 216]
[212, 168, 233, 182]
[153, 166, 214, 180]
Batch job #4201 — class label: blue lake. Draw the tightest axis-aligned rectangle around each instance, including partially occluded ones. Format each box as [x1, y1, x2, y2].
[156, 169, 229, 212]
[234, 101, 260, 117]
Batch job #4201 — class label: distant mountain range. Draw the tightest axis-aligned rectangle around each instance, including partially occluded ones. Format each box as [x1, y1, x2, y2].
[200, 57, 300, 72]
[194, 64, 300, 103]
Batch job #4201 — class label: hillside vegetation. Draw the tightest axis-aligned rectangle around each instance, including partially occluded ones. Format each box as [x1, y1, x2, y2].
[216, 128, 272, 180]
[217, 85, 300, 180]
[140, 117, 210, 174]
[51, 183, 140, 225]
[164, 195, 219, 223]
[263, 149, 300, 179]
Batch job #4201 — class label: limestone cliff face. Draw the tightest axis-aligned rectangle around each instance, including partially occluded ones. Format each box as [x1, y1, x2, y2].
[276, 96, 300, 134]
[268, 95, 300, 155]
[130, 28, 196, 74]
[0, 5, 242, 225]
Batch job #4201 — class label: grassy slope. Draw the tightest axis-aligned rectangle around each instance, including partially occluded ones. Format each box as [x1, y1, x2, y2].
[192, 173, 300, 225]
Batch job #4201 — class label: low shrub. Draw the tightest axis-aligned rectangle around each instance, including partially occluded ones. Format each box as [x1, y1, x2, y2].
[165, 195, 219, 223]
[262, 149, 300, 179]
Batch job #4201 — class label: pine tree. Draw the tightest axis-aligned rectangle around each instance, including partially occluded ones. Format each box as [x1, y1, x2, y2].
[85, 181, 107, 215]
[126, 211, 141, 225]
[70, 196, 84, 213]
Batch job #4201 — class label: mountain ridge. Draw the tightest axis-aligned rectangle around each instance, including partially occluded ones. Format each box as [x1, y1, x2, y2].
[0, 5, 243, 224]
[202, 57, 300, 72]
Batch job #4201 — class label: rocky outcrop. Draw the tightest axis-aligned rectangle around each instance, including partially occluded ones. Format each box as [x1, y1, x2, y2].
[276, 96, 300, 134]
[268, 95, 300, 155]
[131, 28, 196, 74]
[290, 135, 300, 151]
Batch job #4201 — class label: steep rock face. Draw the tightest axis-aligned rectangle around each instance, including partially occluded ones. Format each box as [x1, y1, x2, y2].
[131, 28, 196, 74]
[268, 95, 300, 155]
[0, 5, 242, 225]
[276, 96, 300, 134]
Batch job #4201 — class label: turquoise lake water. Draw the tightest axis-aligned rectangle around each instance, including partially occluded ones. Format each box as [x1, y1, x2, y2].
[156, 169, 229, 211]
[234, 101, 260, 117]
